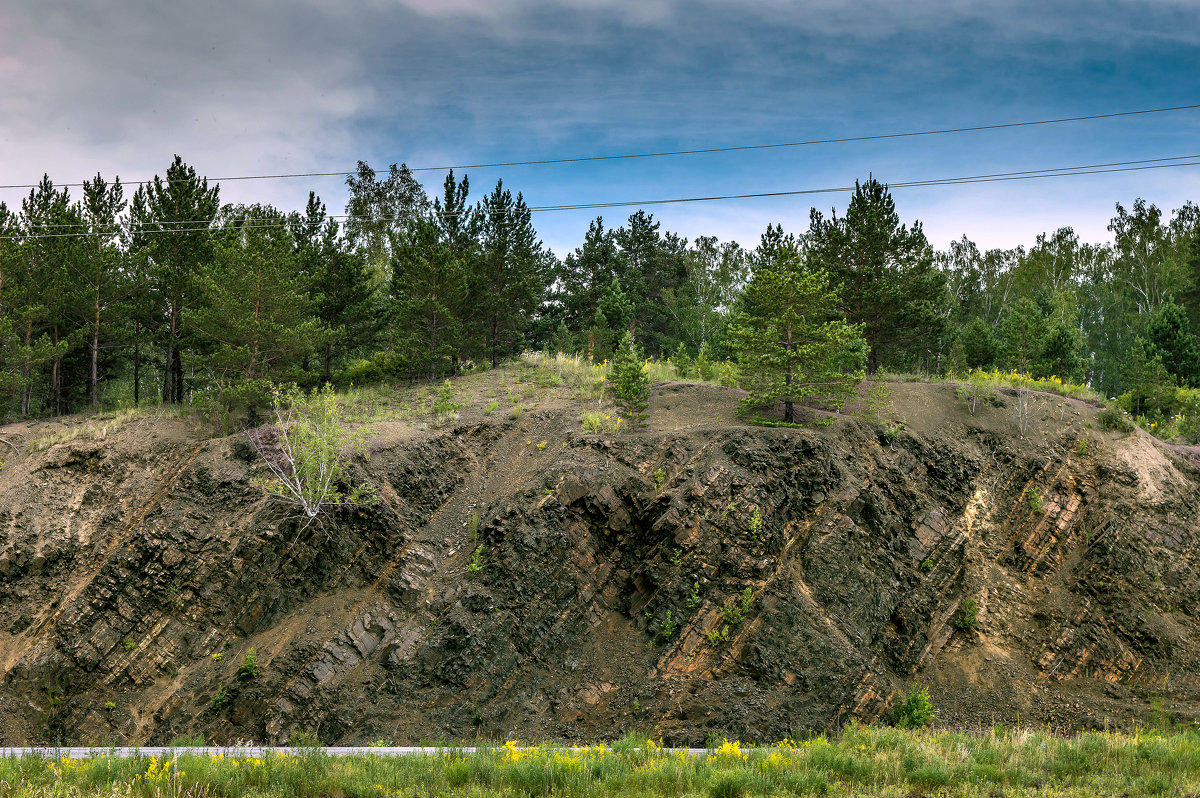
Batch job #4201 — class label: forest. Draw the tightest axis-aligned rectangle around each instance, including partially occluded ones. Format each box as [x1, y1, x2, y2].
[1, 155, 1198, 439]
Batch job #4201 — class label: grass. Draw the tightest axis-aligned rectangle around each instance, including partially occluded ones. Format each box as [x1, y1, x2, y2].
[5, 726, 1200, 796]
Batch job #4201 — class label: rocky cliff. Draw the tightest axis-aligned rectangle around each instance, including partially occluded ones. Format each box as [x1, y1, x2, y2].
[2, 378, 1199, 745]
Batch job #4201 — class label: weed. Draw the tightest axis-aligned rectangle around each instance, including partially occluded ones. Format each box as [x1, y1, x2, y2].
[510, 405, 522, 421]
[102, 701, 116, 712]
[919, 558, 934, 573]
[432, 379, 464, 426]
[236, 648, 258, 680]
[536, 440, 547, 450]
[687, 581, 702, 609]
[122, 640, 135, 653]
[211, 652, 223, 662]
[952, 597, 979, 631]
[468, 545, 484, 578]
[485, 398, 499, 415]
[1078, 437, 1089, 455]
[748, 505, 761, 539]
[893, 684, 935, 728]
[659, 610, 677, 642]
[705, 624, 731, 646]
[720, 588, 754, 626]
[1099, 404, 1134, 433]
[670, 547, 683, 566]
[1025, 486, 1045, 515]
[654, 468, 666, 493]
[210, 686, 229, 710]
[468, 511, 480, 546]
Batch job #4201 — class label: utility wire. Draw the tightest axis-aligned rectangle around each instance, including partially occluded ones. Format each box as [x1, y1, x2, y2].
[11, 154, 1200, 232]
[0, 103, 1197, 191]
[3, 156, 1199, 240]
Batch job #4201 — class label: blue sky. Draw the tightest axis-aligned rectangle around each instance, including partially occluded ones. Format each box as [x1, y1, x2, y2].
[1, 0, 1197, 256]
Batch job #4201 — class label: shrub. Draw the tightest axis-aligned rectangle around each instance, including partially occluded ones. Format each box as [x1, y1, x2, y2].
[1098, 404, 1134, 433]
[1025, 486, 1045, 515]
[893, 684, 935, 728]
[468, 545, 484, 579]
[237, 648, 258, 680]
[211, 686, 229, 710]
[952, 597, 979, 631]
[708, 769, 750, 798]
[432, 379, 464, 426]
[245, 384, 378, 531]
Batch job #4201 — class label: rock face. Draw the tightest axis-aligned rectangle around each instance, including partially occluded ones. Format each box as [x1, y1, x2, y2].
[2, 383, 1199, 745]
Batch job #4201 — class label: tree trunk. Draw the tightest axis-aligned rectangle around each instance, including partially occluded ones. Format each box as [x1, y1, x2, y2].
[133, 338, 141, 406]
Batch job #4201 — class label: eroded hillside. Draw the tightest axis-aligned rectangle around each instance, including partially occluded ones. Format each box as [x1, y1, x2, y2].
[2, 375, 1199, 745]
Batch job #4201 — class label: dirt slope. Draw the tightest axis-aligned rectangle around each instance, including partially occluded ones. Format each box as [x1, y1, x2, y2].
[2, 376, 1199, 745]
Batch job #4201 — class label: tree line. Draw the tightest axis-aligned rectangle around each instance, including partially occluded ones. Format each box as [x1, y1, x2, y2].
[1, 154, 1197, 425]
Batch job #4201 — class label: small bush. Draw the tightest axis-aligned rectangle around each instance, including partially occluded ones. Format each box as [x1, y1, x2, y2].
[211, 686, 229, 710]
[893, 684, 935, 728]
[1025, 486, 1045, 515]
[237, 648, 258, 680]
[468, 545, 484, 579]
[952, 597, 979, 631]
[708, 768, 750, 798]
[432, 379, 464, 426]
[1099, 404, 1134, 433]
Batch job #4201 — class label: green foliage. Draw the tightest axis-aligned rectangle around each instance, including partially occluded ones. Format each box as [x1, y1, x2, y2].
[952, 597, 979, 631]
[893, 684, 935, 728]
[485, 397, 498, 415]
[748, 506, 762, 539]
[210, 686, 229, 710]
[653, 468, 666, 493]
[211, 652, 223, 662]
[1099, 404, 1135, 433]
[431, 379, 464, 426]
[807, 178, 948, 372]
[247, 384, 378, 531]
[720, 588, 754, 626]
[609, 331, 651, 427]
[468, 545, 484, 579]
[236, 648, 258, 680]
[731, 249, 866, 423]
[1025, 487, 1045, 515]
[919, 558, 934, 573]
[122, 640, 135, 653]
[102, 701, 116, 711]
[687, 581, 702, 609]
[658, 610, 677, 642]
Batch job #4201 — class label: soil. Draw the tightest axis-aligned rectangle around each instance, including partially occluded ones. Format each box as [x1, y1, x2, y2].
[2, 369, 1199, 746]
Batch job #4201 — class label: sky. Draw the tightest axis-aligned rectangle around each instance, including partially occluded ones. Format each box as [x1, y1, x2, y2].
[1, 0, 1198, 257]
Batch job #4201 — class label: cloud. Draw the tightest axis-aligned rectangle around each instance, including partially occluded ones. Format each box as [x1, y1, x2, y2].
[0, 0, 1195, 256]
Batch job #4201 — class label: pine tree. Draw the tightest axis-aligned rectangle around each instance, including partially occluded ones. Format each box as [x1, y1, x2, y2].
[808, 179, 948, 373]
[294, 193, 381, 383]
[188, 204, 319, 414]
[130, 156, 220, 404]
[731, 250, 866, 424]
[609, 331, 650, 428]
[476, 181, 546, 367]
[80, 174, 127, 407]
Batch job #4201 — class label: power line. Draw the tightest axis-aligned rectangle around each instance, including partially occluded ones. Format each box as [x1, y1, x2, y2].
[3, 156, 1199, 241]
[11, 153, 1200, 232]
[0, 103, 1197, 192]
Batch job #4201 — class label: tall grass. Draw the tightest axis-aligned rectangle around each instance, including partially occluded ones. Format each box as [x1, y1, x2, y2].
[4, 726, 1200, 796]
